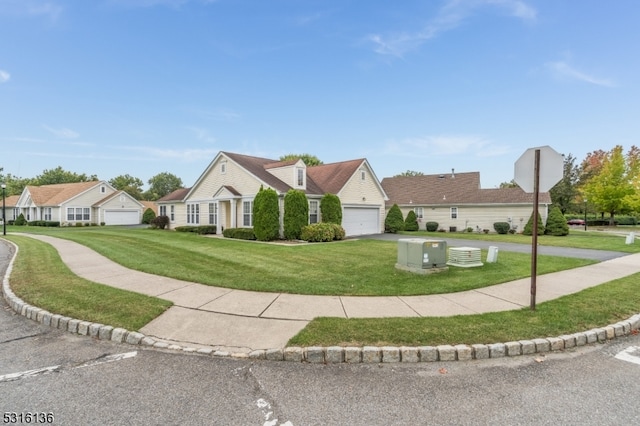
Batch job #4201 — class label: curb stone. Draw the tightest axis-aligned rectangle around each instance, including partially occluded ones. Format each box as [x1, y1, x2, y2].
[3, 239, 640, 364]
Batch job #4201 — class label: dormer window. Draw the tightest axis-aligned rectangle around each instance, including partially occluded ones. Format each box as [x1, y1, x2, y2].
[296, 167, 305, 187]
[100, 185, 106, 193]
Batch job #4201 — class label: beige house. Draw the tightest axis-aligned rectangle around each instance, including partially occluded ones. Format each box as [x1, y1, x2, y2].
[2, 195, 20, 223]
[157, 151, 388, 237]
[381, 171, 552, 233]
[15, 181, 145, 226]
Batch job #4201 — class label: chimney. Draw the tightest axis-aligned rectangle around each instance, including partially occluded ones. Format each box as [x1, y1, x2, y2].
[451, 168, 455, 178]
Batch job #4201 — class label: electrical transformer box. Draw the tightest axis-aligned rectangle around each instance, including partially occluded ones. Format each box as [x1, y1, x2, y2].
[397, 238, 447, 269]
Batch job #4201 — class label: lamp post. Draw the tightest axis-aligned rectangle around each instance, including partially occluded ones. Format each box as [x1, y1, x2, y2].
[584, 198, 587, 232]
[1, 183, 6, 236]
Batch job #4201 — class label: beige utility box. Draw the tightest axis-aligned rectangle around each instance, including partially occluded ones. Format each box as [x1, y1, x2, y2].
[396, 238, 448, 274]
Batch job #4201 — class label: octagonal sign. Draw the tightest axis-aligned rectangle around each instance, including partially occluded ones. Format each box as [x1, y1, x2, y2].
[514, 145, 564, 193]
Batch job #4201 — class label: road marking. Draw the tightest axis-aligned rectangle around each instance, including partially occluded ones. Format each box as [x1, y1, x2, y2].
[74, 351, 137, 369]
[0, 351, 138, 383]
[0, 366, 60, 383]
[615, 346, 640, 365]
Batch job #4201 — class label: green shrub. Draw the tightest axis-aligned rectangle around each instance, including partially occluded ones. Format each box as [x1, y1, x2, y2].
[142, 208, 156, 224]
[493, 222, 510, 234]
[28, 221, 61, 227]
[545, 205, 569, 236]
[14, 213, 27, 226]
[523, 211, 544, 236]
[404, 210, 419, 231]
[151, 215, 170, 230]
[175, 225, 217, 235]
[384, 204, 404, 233]
[330, 223, 346, 240]
[301, 223, 335, 242]
[425, 221, 438, 232]
[253, 186, 280, 241]
[222, 227, 256, 240]
[320, 193, 342, 225]
[283, 189, 309, 240]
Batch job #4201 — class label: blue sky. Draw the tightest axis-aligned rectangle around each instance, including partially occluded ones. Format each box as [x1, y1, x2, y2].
[1, 0, 639, 190]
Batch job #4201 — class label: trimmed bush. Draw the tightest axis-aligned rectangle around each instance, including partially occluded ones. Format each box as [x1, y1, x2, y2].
[301, 223, 335, 242]
[320, 193, 342, 225]
[545, 205, 569, 236]
[404, 210, 419, 231]
[222, 227, 256, 240]
[253, 186, 280, 241]
[283, 189, 309, 240]
[151, 215, 170, 230]
[27, 221, 61, 227]
[384, 204, 404, 233]
[330, 223, 346, 240]
[523, 211, 544, 236]
[14, 213, 27, 226]
[493, 222, 510, 234]
[175, 225, 217, 235]
[425, 221, 438, 232]
[142, 208, 156, 225]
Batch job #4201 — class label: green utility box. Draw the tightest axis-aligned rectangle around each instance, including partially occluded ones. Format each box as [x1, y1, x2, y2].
[396, 238, 447, 272]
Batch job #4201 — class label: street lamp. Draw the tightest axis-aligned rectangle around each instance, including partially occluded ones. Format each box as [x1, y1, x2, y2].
[584, 198, 587, 232]
[1, 183, 6, 236]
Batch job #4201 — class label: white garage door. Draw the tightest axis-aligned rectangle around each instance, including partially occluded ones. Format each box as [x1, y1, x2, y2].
[104, 210, 140, 225]
[342, 207, 380, 236]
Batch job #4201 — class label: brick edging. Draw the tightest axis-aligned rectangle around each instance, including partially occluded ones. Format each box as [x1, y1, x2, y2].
[3, 239, 639, 363]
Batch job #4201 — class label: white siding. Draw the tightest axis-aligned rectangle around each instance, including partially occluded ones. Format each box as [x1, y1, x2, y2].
[338, 164, 386, 234]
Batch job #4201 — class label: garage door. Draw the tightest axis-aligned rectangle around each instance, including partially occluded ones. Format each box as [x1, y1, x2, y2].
[342, 207, 380, 236]
[104, 210, 140, 225]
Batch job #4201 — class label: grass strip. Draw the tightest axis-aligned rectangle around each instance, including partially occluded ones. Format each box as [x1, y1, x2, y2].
[288, 272, 640, 347]
[4, 235, 172, 331]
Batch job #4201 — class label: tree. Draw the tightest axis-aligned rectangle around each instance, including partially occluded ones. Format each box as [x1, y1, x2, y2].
[549, 153, 580, 214]
[279, 154, 323, 166]
[544, 205, 569, 236]
[404, 210, 419, 231]
[522, 211, 544, 236]
[252, 186, 280, 241]
[395, 170, 424, 177]
[32, 166, 97, 185]
[0, 168, 30, 196]
[582, 145, 635, 225]
[109, 174, 144, 200]
[499, 180, 519, 188]
[142, 208, 156, 225]
[385, 204, 404, 233]
[320, 193, 342, 225]
[283, 189, 308, 240]
[145, 172, 184, 201]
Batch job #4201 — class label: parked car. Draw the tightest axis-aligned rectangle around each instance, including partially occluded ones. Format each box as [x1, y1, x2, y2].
[567, 219, 586, 225]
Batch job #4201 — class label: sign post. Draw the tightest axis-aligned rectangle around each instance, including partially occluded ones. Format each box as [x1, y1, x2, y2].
[514, 146, 563, 311]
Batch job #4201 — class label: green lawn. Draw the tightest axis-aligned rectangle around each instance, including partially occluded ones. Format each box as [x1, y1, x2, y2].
[4, 226, 639, 347]
[5, 235, 171, 331]
[6, 226, 594, 296]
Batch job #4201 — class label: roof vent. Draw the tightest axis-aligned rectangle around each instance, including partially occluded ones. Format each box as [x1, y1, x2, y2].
[451, 168, 455, 178]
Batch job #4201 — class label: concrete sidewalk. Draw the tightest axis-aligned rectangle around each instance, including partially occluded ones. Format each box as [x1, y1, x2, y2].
[16, 235, 640, 353]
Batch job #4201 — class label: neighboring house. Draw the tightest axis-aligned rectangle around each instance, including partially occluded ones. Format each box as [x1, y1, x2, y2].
[381, 170, 552, 233]
[14, 181, 145, 226]
[2, 195, 20, 223]
[156, 151, 388, 237]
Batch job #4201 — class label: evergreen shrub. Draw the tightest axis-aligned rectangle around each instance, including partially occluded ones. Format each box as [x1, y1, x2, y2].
[253, 187, 280, 241]
[425, 221, 438, 232]
[404, 210, 419, 231]
[320, 193, 342, 225]
[493, 222, 510, 234]
[283, 189, 309, 240]
[384, 204, 404, 233]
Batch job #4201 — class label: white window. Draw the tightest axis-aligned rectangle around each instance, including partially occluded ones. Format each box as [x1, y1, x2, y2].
[221, 161, 227, 174]
[243, 201, 253, 227]
[170, 205, 175, 221]
[209, 203, 217, 225]
[361, 170, 366, 181]
[296, 167, 305, 187]
[75, 208, 83, 221]
[309, 200, 319, 224]
[450, 207, 458, 219]
[159, 205, 167, 216]
[187, 203, 200, 224]
[43, 207, 52, 221]
[100, 186, 106, 193]
[414, 207, 423, 219]
[67, 208, 74, 221]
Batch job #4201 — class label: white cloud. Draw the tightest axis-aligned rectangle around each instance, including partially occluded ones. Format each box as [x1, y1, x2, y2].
[43, 125, 80, 139]
[384, 134, 509, 158]
[118, 145, 218, 162]
[367, 0, 536, 58]
[545, 61, 615, 88]
[0, 69, 10, 83]
[186, 126, 217, 144]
